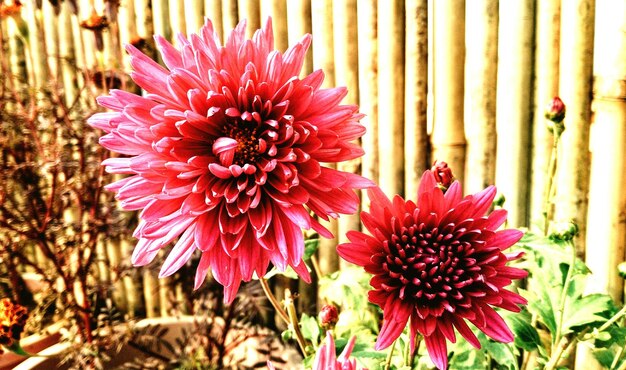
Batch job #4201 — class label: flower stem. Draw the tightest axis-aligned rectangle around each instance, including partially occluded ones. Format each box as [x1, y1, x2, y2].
[285, 289, 309, 355]
[596, 304, 626, 333]
[259, 277, 289, 324]
[384, 339, 397, 370]
[553, 240, 576, 352]
[543, 130, 560, 235]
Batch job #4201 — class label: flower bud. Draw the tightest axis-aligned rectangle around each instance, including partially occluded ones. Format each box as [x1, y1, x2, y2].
[319, 304, 338, 328]
[431, 161, 454, 191]
[549, 221, 579, 242]
[545, 97, 566, 123]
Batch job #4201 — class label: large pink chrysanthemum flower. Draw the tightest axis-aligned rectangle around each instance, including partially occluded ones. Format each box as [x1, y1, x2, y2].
[337, 170, 527, 370]
[88, 18, 372, 303]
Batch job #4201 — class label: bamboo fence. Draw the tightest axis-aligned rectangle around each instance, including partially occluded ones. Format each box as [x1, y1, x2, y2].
[1, 0, 625, 365]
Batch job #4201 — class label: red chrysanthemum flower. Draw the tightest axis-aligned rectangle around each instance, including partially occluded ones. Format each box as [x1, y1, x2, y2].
[88, 18, 372, 303]
[337, 170, 528, 370]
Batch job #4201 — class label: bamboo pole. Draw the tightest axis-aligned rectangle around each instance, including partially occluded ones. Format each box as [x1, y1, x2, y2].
[494, 0, 535, 228]
[118, 0, 138, 71]
[463, 0, 498, 194]
[143, 270, 159, 318]
[333, 0, 360, 266]
[204, 0, 224, 41]
[58, 0, 78, 107]
[377, 0, 405, 196]
[586, 0, 626, 304]
[553, 0, 595, 252]
[431, 0, 464, 185]
[78, 2, 97, 71]
[168, 0, 186, 41]
[358, 0, 378, 193]
[260, 0, 287, 52]
[42, 0, 60, 81]
[152, 0, 172, 43]
[222, 0, 239, 35]
[311, 0, 338, 276]
[577, 5, 625, 369]
[238, 0, 260, 37]
[404, 0, 429, 197]
[23, 0, 48, 91]
[185, 0, 204, 34]
[286, 0, 312, 76]
[529, 0, 561, 230]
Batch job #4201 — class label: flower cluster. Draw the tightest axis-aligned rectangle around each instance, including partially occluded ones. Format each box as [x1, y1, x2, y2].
[90, 16, 528, 369]
[0, 298, 28, 355]
[337, 171, 528, 369]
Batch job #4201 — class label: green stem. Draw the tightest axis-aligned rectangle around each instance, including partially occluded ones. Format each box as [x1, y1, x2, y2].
[596, 304, 626, 333]
[543, 130, 560, 235]
[610, 343, 625, 370]
[384, 339, 397, 370]
[259, 277, 290, 324]
[285, 289, 309, 356]
[553, 240, 576, 351]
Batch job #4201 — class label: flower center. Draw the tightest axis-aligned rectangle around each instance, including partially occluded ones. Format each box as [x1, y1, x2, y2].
[222, 119, 261, 166]
[380, 223, 479, 310]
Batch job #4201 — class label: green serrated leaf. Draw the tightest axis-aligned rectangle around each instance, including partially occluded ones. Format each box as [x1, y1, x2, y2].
[592, 348, 616, 368]
[300, 313, 321, 346]
[562, 293, 614, 334]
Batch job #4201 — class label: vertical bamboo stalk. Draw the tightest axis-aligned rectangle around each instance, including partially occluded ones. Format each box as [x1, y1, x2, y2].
[134, 0, 152, 39]
[143, 270, 159, 318]
[404, 0, 429, 197]
[118, 0, 138, 71]
[286, 0, 312, 76]
[7, 10, 27, 91]
[577, 6, 625, 366]
[358, 0, 378, 197]
[107, 238, 129, 311]
[169, 0, 186, 41]
[529, 0, 560, 230]
[23, 0, 49, 90]
[260, 0, 288, 51]
[431, 0, 464, 186]
[152, 0, 172, 42]
[585, 0, 626, 305]
[222, 0, 239, 34]
[58, 0, 78, 107]
[185, 0, 204, 34]
[377, 0, 405, 196]
[333, 0, 360, 266]
[553, 0, 595, 251]
[238, 0, 260, 37]
[311, 0, 337, 276]
[204, 0, 224, 41]
[463, 0, 498, 194]
[78, 2, 97, 70]
[494, 0, 534, 227]
[158, 277, 170, 316]
[42, 1, 60, 81]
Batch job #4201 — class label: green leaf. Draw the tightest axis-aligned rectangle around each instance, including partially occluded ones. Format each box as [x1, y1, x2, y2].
[593, 348, 617, 368]
[300, 313, 321, 347]
[505, 312, 542, 351]
[304, 238, 319, 260]
[562, 293, 614, 334]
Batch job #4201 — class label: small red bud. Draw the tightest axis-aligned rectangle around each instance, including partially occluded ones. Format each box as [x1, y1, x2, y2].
[319, 304, 338, 328]
[431, 161, 454, 190]
[545, 97, 566, 123]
